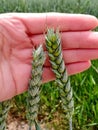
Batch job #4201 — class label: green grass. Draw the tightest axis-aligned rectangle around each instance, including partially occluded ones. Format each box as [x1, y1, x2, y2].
[0, 0, 98, 129]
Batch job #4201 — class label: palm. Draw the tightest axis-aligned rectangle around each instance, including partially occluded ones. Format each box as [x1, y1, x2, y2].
[0, 17, 33, 101]
[0, 13, 98, 101]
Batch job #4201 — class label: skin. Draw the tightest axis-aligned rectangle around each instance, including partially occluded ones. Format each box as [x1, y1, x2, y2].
[0, 13, 98, 101]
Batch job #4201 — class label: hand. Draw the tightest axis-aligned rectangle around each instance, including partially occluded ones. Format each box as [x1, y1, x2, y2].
[0, 13, 98, 101]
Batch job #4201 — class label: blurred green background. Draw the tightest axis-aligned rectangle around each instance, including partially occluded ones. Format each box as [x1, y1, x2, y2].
[0, 0, 98, 130]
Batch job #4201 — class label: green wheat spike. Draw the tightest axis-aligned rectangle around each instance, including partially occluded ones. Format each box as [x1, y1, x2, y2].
[0, 100, 11, 130]
[45, 28, 74, 130]
[26, 45, 46, 130]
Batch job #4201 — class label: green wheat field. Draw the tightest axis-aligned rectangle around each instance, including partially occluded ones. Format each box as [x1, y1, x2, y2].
[0, 0, 98, 130]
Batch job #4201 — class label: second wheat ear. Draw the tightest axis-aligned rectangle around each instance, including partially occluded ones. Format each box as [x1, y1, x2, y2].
[26, 45, 45, 130]
[45, 28, 74, 130]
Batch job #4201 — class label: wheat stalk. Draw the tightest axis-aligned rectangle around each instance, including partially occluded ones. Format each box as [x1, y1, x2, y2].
[0, 100, 11, 130]
[26, 45, 45, 130]
[45, 28, 74, 130]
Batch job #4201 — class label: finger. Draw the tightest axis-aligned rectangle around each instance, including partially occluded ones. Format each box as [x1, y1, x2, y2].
[3, 13, 98, 34]
[0, 60, 90, 101]
[62, 31, 98, 49]
[63, 49, 98, 63]
[42, 61, 91, 83]
[15, 61, 91, 98]
[44, 49, 98, 66]
[31, 31, 98, 49]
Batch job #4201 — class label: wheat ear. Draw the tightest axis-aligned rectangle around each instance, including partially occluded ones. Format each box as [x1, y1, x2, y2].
[0, 100, 11, 130]
[26, 45, 45, 130]
[45, 28, 74, 130]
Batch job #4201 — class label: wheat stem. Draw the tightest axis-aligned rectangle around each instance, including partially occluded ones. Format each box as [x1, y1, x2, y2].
[0, 100, 11, 130]
[45, 28, 74, 130]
